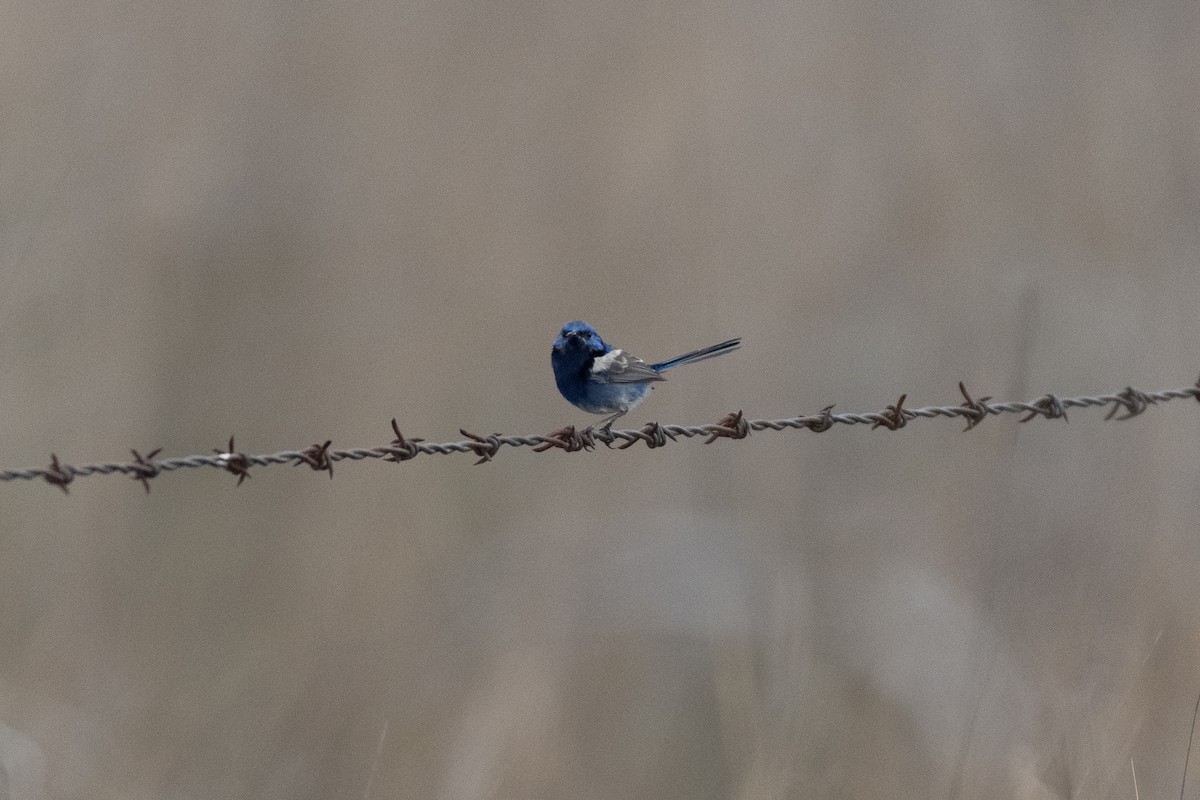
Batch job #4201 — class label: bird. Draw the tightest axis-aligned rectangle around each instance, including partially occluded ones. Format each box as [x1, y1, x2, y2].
[551, 320, 741, 432]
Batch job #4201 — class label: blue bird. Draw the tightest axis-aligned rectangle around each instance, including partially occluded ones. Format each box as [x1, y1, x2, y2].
[551, 321, 741, 431]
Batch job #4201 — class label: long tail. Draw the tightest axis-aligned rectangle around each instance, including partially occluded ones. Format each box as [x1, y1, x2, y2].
[651, 338, 741, 372]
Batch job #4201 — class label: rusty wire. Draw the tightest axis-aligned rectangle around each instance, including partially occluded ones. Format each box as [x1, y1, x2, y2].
[3, 379, 1199, 493]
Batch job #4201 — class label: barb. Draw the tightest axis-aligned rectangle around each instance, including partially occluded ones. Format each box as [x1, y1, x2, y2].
[214, 436, 252, 486]
[129, 448, 163, 493]
[957, 382, 993, 431]
[703, 411, 750, 444]
[40, 453, 73, 495]
[3, 378, 1198, 493]
[295, 441, 335, 479]
[871, 394, 910, 430]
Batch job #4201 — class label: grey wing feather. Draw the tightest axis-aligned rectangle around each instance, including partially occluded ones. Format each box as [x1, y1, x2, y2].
[590, 350, 667, 384]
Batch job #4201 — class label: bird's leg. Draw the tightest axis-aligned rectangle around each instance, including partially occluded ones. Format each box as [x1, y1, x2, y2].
[597, 409, 626, 444]
[584, 409, 626, 446]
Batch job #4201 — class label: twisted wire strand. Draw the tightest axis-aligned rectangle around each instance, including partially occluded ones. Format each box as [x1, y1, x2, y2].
[4, 380, 1197, 492]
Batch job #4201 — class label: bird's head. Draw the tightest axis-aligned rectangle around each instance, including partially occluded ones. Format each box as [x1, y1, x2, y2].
[553, 320, 607, 355]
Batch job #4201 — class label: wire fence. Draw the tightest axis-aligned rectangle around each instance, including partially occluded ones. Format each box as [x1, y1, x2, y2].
[4, 379, 1198, 494]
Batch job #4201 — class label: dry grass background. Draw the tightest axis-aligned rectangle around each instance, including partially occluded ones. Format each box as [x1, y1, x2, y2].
[2, 1, 1200, 798]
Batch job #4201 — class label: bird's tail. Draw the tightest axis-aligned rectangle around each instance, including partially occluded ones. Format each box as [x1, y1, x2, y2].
[651, 338, 742, 372]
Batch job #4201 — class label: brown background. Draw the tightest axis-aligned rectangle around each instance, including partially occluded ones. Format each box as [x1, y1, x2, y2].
[3, 1, 1200, 798]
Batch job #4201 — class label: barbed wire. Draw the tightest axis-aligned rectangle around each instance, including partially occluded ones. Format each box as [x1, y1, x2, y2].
[4, 379, 1198, 494]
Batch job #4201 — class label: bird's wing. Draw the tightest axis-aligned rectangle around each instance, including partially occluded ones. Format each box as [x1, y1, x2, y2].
[589, 349, 666, 384]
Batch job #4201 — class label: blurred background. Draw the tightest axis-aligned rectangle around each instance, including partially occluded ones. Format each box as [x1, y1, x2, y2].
[2, 1, 1199, 797]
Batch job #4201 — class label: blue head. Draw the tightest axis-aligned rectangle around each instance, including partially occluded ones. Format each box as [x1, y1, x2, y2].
[552, 320, 610, 362]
